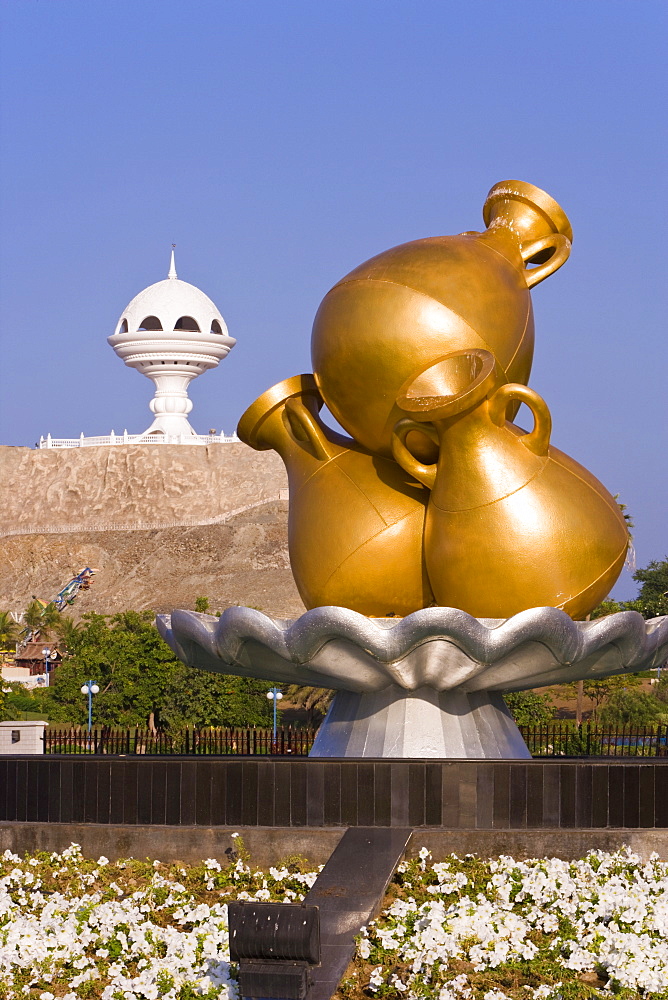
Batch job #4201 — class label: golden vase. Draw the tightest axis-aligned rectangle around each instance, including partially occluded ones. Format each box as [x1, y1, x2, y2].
[392, 350, 629, 620]
[237, 374, 432, 616]
[312, 179, 572, 459]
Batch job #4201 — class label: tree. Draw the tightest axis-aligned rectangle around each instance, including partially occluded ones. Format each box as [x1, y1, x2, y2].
[598, 689, 668, 727]
[0, 612, 20, 652]
[633, 557, 668, 618]
[2, 681, 47, 719]
[49, 611, 180, 728]
[52, 615, 82, 650]
[22, 599, 60, 639]
[194, 596, 211, 614]
[503, 690, 554, 726]
[48, 609, 275, 730]
[590, 600, 625, 619]
[581, 674, 642, 719]
[161, 667, 274, 730]
[285, 685, 333, 726]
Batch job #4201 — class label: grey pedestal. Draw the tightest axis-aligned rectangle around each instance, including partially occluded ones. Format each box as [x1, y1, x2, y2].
[309, 686, 530, 758]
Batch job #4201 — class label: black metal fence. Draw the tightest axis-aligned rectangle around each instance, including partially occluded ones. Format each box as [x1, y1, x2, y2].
[44, 726, 317, 756]
[43, 724, 668, 757]
[519, 723, 668, 757]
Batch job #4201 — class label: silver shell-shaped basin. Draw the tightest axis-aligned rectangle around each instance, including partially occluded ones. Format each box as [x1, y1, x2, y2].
[157, 606, 668, 693]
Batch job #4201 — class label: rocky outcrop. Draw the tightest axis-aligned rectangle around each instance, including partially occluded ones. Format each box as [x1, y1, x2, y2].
[0, 444, 287, 533]
[0, 500, 304, 618]
[0, 445, 301, 617]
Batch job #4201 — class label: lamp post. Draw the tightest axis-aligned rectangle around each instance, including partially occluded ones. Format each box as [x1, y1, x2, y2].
[80, 681, 100, 733]
[41, 647, 55, 687]
[266, 687, 283, 747]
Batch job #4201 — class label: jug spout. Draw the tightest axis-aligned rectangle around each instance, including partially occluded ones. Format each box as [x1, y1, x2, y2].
[238, 374, 432, 616]
[237, 373, 334, 470]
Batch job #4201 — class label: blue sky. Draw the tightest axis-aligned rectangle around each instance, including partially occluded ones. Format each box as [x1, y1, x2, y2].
[0, 1, 665, 599]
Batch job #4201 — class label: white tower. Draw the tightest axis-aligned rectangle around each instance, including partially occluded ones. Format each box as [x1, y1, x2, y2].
[107, 251, 236, 439]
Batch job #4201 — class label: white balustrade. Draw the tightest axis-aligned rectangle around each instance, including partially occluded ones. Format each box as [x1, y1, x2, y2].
[38, 431, 240, 449]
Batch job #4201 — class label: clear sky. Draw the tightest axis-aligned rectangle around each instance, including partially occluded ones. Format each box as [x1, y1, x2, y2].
[0, 1, 665, 599]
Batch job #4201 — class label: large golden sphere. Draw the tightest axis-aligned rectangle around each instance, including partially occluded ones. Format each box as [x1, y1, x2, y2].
[312, 180, 571, 457]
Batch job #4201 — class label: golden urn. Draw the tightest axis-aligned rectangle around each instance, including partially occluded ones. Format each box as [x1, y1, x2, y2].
[237, 180, 628, 622]
[392, 350, 629, 620]
[311, 180, 572, 458]
[237, 374, 432, 616]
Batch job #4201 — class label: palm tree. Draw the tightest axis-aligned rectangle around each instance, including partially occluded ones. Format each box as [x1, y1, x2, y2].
[0, 612, 20, 652]
[52, 615, 81, 653]
[285, 685, 333, 726]
[22, 599, 60, 639]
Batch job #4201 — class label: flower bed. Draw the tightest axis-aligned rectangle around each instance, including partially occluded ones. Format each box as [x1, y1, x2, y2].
[0, 843, 666, 999]
[346, 848, 668, 1000]
[0, 838, 317, 1000]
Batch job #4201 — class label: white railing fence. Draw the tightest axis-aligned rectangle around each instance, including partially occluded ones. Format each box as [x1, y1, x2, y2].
[39, 431, 240, 448]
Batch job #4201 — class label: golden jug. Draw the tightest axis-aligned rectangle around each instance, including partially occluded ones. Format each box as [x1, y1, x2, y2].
[312, 180, 572, 458]
[237, 374, 432, 616]
[392, 350, 629, 620]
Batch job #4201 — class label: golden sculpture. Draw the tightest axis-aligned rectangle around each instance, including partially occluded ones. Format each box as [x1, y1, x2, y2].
[238, 181, 628, 620]
[392, 350, 628, 619]
[237, 375, 432, 616]
[311, 180, 572, 458]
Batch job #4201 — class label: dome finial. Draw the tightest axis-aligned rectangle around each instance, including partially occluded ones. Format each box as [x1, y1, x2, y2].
[168, 244, 177, 279]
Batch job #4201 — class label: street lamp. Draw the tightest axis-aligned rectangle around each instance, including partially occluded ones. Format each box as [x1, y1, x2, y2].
[41, 647, 56, 687]
[266, 687, 283, 746]
[80, 681, 100, 732]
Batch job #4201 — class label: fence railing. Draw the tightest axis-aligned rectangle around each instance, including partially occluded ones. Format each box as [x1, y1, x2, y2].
[38, 432, 240, 449]
[42, 724, 668, 758]
[519, 723, 668, 757]
[44, 726, 317, 756]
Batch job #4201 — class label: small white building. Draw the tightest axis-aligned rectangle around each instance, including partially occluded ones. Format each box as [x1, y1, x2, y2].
[40, 251, 238, 448]
[0, 721, 47, 754]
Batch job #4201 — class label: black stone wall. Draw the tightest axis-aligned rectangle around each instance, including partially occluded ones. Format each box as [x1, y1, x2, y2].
[1, 757, 667, 830]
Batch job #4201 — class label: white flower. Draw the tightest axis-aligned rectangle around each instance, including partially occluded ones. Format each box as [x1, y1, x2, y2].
[368, 966, 385, 991]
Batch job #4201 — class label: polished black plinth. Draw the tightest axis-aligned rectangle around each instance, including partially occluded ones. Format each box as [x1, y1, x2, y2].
[1, 756, 666, 831]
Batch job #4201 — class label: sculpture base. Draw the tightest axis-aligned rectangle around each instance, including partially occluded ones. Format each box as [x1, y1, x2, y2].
[309, 686, 531, 759]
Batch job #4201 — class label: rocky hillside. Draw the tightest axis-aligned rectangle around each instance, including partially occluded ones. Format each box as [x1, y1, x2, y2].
[0, 444, 287, 532]
[0, 445, 304, 617]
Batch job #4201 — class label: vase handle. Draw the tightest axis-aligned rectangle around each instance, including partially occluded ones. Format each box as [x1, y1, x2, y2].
[391, 419, 439, 489]
[284, 397, 334, 462]
[489, 384, 552, 456]
[521, 233, 571, 288]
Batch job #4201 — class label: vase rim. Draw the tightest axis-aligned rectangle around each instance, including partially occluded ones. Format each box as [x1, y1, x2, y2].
[237, 373, 322, 448]
[396, 348, 497, 422]
[483, 179, 573, 245]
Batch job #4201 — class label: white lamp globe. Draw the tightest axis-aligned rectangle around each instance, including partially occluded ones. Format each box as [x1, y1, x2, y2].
[81, 685, 89, 695]
[91, 684, 100, 694]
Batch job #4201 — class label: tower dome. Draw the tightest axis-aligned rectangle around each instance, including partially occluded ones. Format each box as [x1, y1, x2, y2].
[107, 250, 236, 439]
